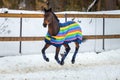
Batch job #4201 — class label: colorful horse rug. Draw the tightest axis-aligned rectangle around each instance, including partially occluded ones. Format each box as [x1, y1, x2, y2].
[45, 21, 83, 47]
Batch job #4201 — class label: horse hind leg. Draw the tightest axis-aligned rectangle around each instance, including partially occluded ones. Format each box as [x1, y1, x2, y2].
[61, 44, 71, 65]
[71, 42, 79, 64]
[42, 43, 50, 62]
[55, 47, 61, 64]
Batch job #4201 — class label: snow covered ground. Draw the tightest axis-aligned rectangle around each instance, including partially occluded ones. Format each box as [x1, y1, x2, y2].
[0, 48, 120, 80]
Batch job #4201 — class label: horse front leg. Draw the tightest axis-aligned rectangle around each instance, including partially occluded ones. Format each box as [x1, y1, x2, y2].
[55, 47, 61, 64]
[42, 43, 50, 62]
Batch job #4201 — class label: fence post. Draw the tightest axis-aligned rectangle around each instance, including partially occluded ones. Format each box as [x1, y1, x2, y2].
[19, 13, 22, 54]
[64, 14, 67, 22]
[103, 18, 105, 51]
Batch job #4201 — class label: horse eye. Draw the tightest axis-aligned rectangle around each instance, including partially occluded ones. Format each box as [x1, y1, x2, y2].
[44, 15, 46, 17]
[45, 13, 49, 17]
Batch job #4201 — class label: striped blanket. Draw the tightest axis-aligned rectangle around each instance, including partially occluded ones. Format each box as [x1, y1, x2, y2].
[45, 21, 82, 47]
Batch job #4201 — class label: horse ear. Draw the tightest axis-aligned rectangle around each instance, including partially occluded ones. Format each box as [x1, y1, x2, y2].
[49, 8, 52, 11]
[43, 8, 47, 12]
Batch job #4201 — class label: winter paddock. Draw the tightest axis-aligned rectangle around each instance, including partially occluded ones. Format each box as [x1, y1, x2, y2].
[0, 9, 120, 80]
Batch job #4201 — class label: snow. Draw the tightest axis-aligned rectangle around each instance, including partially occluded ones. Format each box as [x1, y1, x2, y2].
[0, 8, 43, 14]
[56, 10, 120, 14]
[0, 49, 120, 80]
[1, 8, 120, 14]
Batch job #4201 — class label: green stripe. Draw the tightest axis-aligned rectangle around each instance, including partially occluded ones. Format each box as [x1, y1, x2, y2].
[60, 23, 79, 31]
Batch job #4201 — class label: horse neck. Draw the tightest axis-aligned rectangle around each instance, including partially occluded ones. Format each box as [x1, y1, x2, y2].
[48, 18, 60, 36]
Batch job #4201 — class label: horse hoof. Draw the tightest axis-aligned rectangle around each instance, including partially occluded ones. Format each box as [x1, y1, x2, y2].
[45, 58, 49, 62]
[71, 59, 75, 64]
[60, 61, 64, 65]
[60, 53, 64, 57]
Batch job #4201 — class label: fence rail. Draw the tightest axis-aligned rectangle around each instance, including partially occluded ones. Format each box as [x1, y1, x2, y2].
[0, 13, 120, 18]
[0, 35, 120, 41]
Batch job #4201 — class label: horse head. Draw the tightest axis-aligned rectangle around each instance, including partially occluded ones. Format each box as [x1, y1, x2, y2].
[43, 8, 60, 36]
[43, 8, 53, 27]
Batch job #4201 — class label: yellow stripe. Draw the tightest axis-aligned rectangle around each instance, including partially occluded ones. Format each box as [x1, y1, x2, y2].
[66, 31, 82, 37]
[53, 36, 65, 39]
[60, 23, 79, 31]
[46, 36, 51, 40]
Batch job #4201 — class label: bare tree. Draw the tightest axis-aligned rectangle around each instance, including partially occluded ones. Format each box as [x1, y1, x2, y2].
[0, 0, 119, 11]
[25, 0, 35, 10]
[97, 0, 101, 11]
[105, 0, 117, 10]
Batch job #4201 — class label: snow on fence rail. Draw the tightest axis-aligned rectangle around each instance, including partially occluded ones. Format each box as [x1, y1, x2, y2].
[0, 13, 120, 41]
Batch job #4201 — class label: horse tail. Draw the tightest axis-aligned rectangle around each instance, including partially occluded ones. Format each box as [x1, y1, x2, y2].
[82, 37, 87, 43]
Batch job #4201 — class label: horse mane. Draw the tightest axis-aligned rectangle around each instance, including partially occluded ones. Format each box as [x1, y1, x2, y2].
[51, 11, 59, 22]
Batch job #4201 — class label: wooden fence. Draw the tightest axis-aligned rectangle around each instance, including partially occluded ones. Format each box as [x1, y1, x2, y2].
[0, 13, 120, 41]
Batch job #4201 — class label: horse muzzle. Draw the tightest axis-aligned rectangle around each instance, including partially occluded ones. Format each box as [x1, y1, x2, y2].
[43, 23, 47, 27]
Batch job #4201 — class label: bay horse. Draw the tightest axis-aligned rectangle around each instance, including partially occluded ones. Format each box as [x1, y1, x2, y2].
[42, 8, 84, 65]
